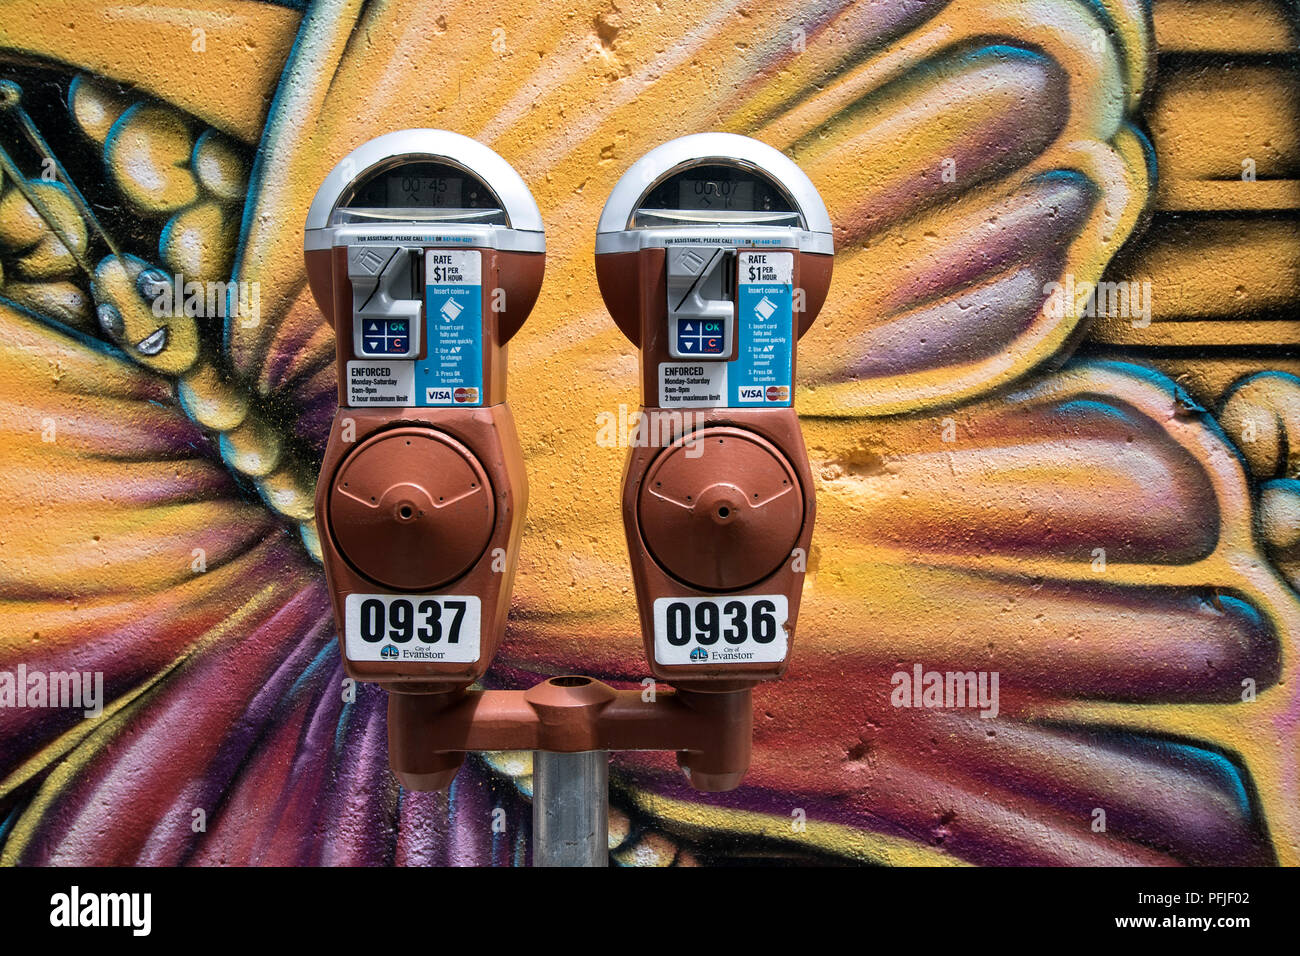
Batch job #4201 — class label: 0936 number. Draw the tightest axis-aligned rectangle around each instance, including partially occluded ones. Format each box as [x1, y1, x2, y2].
[358, 598, 466, 644]
[663, 599, 777, 647]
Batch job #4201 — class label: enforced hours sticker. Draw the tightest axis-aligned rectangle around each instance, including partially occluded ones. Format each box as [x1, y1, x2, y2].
[659, 362, 727, 408]
[418, 250, 483, 407]
[653, 594, 789, 666]
[344, 593, 481, 663]
[347, 360, 415, 406]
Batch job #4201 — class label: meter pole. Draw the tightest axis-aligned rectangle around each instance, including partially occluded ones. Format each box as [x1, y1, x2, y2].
[532, 749, 608, 867]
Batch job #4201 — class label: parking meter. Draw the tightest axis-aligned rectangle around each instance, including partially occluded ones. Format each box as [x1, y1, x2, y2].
[595, 133, 832, 693]
[305, 130, 544, 788]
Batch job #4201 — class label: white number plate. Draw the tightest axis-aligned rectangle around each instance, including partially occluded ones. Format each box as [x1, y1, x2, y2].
[344, 594, 481, 663]
[653, 595, 788, 666]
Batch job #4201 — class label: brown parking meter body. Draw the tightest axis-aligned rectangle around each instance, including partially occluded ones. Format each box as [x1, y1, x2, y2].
[305, 130, 545, 790]
[598, 248, 832, 689]
[311, 245, 542, 690]
[594, 133, 835, 787]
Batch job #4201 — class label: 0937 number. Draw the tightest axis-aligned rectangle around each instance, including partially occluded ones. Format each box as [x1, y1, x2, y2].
[358, 598, 467, 644]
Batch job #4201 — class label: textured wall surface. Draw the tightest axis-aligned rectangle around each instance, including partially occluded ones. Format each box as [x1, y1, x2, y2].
[0, 0, 1297, 865]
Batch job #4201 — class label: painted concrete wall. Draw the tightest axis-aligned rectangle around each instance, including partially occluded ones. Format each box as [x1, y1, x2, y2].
[0, 0, 1297, 865]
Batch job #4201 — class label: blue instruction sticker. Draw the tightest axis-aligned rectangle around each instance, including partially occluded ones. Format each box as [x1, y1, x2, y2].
[733, 250, 794, 406]
[418, 250, 483, 406]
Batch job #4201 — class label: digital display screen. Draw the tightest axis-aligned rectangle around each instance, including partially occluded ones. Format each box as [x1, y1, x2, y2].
[386, 174, 465, 208]
[677, 178, 755, 210]
[639, 163, 795, 214]
[344, 161, 498, 210]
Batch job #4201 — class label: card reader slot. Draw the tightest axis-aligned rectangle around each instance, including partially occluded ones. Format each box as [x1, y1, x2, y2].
[409, 247, 422, 299]
[673, 247, 722, 313]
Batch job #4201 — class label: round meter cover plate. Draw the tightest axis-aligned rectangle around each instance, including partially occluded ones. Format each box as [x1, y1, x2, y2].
[327, 427, 495, 591]
[638, 427, 804, 592]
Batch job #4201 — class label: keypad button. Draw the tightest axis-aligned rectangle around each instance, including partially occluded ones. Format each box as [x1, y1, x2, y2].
[361, 318, 416, 355]
[675, 318, 726, 355]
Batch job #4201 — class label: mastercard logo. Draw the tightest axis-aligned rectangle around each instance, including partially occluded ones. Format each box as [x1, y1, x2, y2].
[766, 385, 789, 402]
[454, 387, 479, 404]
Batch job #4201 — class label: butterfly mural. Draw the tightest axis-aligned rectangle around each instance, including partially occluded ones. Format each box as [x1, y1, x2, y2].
[0, 0, 1297, 866]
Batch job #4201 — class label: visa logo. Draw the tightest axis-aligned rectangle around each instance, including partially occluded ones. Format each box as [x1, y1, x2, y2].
[738, 386, 765, 403]
[425, 388, 453, 403]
